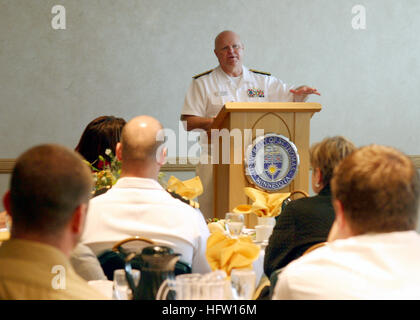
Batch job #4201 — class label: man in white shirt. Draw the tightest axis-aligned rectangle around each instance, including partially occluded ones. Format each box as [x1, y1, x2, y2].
[81, 115, 212, 274]
[272, 145, 420, 300]
[180, 30, 320, 219]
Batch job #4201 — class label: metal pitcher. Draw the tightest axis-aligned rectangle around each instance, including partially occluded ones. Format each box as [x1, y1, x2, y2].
[125, 245, 180, 300]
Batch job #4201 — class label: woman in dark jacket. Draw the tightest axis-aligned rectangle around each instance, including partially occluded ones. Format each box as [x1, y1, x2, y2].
[264, 136, 356, 278]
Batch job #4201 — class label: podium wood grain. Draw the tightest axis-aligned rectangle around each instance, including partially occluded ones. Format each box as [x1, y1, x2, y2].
[211, 102, 321, 228]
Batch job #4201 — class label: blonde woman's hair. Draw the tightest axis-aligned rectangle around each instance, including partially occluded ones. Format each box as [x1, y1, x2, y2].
[310, 136, 356, 185]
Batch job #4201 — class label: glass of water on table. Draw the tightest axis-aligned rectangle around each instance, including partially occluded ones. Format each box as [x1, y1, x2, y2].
[225, 212, 244, 238]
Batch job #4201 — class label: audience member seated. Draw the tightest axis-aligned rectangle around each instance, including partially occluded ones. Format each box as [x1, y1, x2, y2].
[71, 115, 126, 279]
[272, 145, 420, 299]
[80, 115, 212, 274]
[264, 136, 356, 278]
[0, 144, 106, 299]
[75, 115, 126, 169]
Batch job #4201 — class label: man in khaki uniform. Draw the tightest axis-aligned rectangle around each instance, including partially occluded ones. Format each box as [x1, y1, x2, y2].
[0, 144, 106, 299]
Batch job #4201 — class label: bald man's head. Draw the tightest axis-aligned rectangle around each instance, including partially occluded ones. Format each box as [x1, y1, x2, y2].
[214, 30, 240, 48]
[214, 30, 244, 73]
[119, 115, 165, 167]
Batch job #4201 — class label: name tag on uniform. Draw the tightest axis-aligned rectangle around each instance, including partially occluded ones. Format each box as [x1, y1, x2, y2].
[215, 91, 228, 97]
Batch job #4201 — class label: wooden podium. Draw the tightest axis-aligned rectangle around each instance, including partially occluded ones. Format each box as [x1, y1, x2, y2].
[210, 102, 322, 228]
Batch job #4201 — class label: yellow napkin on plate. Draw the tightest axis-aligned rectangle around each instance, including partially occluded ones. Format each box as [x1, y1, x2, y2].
[206, 232, 260, 276]
[166, 176, 203, 200]
[232, 187, 290, 218]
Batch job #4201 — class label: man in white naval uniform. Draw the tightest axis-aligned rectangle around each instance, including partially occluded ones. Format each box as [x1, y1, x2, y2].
[81, 115, 211, 274]
[180, 30, 320, 219]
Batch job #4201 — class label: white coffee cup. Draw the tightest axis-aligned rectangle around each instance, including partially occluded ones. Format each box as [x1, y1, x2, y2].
[255, 225, 274, 242]
[257, 217, 276, 227]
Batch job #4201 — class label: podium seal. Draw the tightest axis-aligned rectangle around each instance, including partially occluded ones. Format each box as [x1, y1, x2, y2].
[245, 133, 299, 192]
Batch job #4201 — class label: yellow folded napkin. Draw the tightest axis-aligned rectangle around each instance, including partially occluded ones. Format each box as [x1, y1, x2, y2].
[232, 187, 290, 218]
[0, 230, 10, 242]
[166, 176, 203, 200]
[207, 219, 226, 233]
[206, 232, 260, 276]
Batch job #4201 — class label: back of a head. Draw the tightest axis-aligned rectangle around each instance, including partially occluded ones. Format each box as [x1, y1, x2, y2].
[10, 144, 93, 236]
[310, 136, 357, 185]
[75, 115, 126, 164]
[120, 115, 164, 167]
[332, 145, 420, 234]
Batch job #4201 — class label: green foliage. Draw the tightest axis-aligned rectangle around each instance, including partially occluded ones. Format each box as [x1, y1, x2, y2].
[85, 149, 121, 193]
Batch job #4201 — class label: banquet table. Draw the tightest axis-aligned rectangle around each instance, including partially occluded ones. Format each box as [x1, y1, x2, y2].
[251, 241, 267, 287]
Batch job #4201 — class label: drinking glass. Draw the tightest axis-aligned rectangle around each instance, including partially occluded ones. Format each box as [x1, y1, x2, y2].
[225, 212, 244, 238]
[113, 269, 140, 300]
[174, 271, 228, 300]
[230, 269, 256, 300]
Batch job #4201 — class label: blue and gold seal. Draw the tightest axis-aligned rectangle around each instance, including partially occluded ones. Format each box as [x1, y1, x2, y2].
[245, 133, 299, 192]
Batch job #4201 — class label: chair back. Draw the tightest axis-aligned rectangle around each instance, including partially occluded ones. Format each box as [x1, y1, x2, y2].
[281, 190, 309, 209]
[98, 236, 192, 280]
[278, 190, 310, 221]
[303, 242, 327, 255]
[112, 236, 156, 257]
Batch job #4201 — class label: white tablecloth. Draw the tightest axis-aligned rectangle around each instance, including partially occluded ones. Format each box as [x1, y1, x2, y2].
[252, 243, 266, 286]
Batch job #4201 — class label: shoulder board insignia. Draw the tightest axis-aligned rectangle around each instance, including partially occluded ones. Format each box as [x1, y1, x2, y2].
[250, 69, 271, 76]
[193, 69, 214, 79]
[167, 189, 200, 209]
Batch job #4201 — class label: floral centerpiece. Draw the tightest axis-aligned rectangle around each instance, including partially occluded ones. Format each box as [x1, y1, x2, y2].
[84, 149, 121, 196]
[85, 148, 166, 196]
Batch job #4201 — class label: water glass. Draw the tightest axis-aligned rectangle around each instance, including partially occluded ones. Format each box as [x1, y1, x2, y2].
[225, 212, 244, 238]
[174, 271, 228, 300]
[113, 269, 140, 300]
[230, 269, 256, 300]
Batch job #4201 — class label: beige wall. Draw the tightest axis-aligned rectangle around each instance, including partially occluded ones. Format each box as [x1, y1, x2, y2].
[1, 1, 420, 226]
[1, 1, 420, 158]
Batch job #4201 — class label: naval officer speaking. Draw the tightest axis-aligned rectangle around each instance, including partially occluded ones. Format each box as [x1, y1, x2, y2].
[180, 30, 320, 219]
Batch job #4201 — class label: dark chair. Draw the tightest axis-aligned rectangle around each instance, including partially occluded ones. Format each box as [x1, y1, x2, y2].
[98, 236, 192, 280]
[277, 190, 309, 222]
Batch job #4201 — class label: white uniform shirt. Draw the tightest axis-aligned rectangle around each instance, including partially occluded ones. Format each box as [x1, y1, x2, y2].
[81, 177, 212, 274]
[272, 231, 420, 300]
[181, 65, 295, 118]
[181, 65, 295, 220]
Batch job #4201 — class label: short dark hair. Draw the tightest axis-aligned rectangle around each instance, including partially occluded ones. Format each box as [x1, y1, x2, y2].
[75, 116, 126, 164]
[331, 145, 420, 234]
[10, 144, 93, 235]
